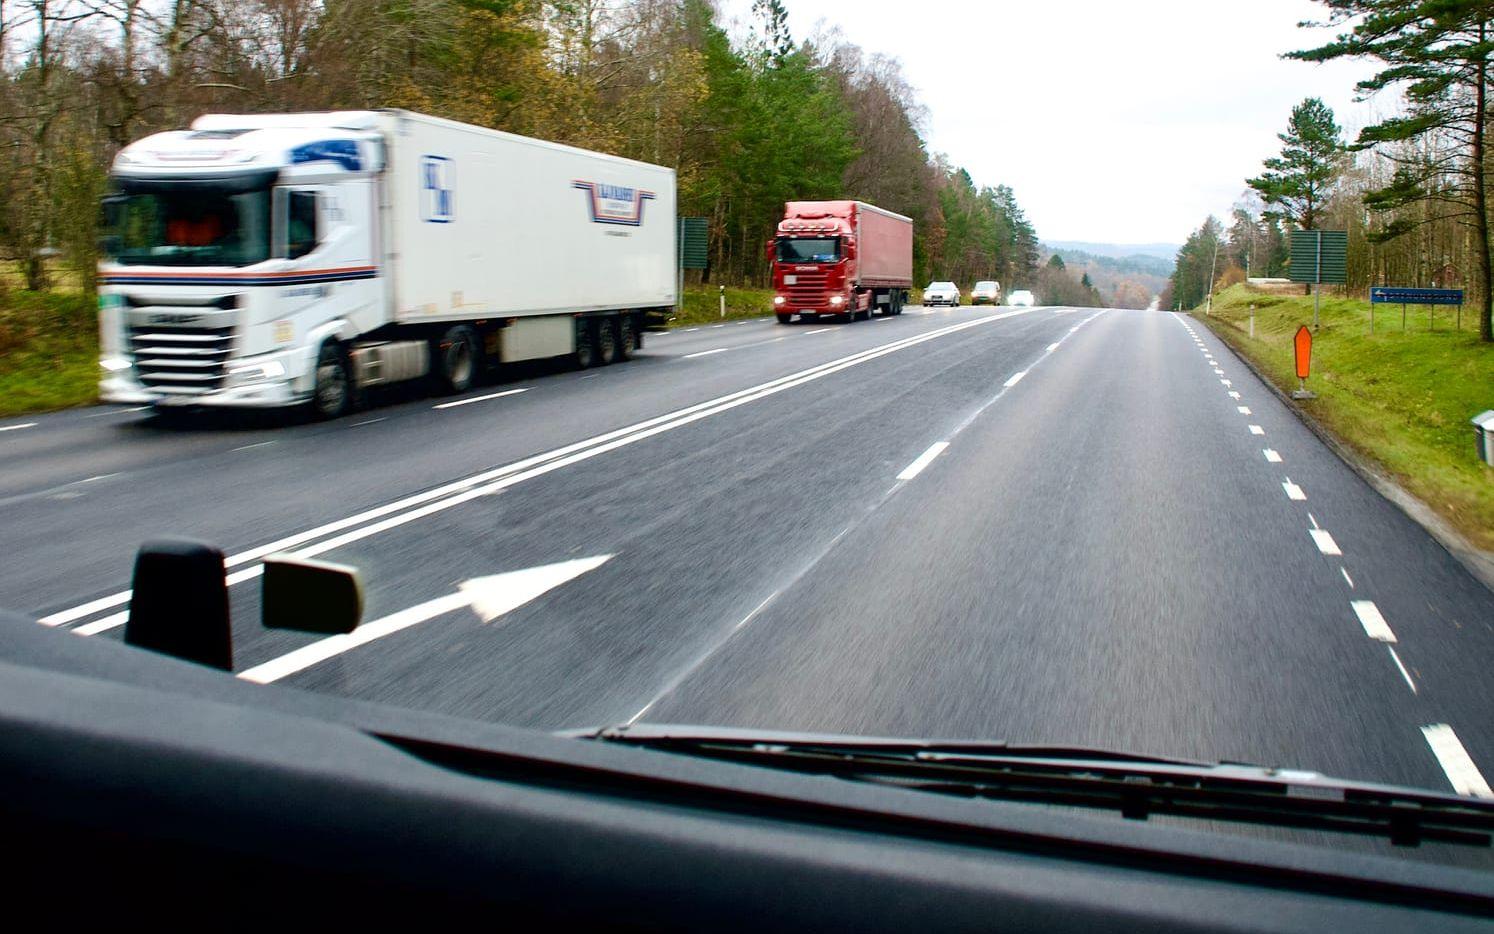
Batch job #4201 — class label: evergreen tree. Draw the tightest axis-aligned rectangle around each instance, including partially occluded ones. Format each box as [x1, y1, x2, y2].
[1247, 98, 1343, 231]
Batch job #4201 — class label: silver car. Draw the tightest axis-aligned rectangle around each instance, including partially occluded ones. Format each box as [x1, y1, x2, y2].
[970, 280, 1001, 305]
[1007, 289, 1035, 307]
[923, 281, 961, 307]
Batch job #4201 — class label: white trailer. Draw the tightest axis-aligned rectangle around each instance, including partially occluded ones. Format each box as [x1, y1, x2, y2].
[98, 110, 678, 417]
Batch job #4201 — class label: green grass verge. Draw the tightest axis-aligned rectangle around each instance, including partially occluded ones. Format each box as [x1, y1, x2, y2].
[1196, 283, 1494, 551]
[669, 284, 778, 327]
[0, 290, 99, 417]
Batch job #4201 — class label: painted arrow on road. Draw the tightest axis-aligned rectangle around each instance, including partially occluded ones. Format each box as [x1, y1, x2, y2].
[238, 554, 613, 684]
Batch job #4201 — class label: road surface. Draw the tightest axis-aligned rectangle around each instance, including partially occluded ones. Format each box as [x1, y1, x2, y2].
[2, 305, 1491, 798]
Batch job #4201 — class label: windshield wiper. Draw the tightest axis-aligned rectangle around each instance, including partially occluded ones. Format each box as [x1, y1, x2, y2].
[591, 724, 1494, 849]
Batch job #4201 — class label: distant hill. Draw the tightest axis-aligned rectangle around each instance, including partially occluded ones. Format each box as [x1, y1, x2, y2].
[1043, 240, 1180, 263]
[1041, 243, 1173, 309]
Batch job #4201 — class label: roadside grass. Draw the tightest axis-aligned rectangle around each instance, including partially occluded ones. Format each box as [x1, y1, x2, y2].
[668, 284, 778, 327]
[0, 290, 99, 417]
[1196, 283, 1494, 551]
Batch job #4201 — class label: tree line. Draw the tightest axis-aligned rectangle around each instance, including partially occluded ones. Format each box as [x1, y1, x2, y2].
[0, 0, 1050, 298]
[1165, 0, 1494, 342]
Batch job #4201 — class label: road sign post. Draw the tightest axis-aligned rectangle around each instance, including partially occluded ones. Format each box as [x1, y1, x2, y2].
[1369, 287, 1463, 335]
[1292, 325, 1316, 400]
[1289, 230, 1347, 330]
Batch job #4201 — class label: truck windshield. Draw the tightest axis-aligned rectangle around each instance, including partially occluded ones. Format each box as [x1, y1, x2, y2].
[777, 237, 840, 263]
[103, 177, 272, 267]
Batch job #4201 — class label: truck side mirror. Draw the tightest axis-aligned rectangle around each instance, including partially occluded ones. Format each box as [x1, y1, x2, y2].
[124, 539, 233, 670]
[262, 555, 364, 634]
[765, 238, 777, 261]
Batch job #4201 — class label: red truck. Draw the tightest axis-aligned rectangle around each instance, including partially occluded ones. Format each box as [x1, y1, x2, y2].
[770, 200, 913, 324]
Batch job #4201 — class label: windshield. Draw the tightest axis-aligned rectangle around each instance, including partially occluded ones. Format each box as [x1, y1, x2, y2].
[6, 0, 1494, 872]
[104, 178, 272, 267]
[777, 237, 840, 263]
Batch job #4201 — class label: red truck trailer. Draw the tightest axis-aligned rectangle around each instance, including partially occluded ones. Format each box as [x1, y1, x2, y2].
[769, 200, 913, 324]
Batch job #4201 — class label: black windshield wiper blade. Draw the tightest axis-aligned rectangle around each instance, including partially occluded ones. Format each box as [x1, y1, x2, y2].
[591, 723, 1494, 849]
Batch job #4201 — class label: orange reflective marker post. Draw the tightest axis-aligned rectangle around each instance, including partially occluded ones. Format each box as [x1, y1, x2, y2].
[1292, 325, 1316, 400]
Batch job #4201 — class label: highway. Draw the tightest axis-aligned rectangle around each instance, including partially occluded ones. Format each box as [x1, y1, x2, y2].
[1, 304, 1491, 798]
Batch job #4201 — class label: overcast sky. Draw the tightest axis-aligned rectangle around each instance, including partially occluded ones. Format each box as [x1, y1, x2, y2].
[719, 0, 1383, 247]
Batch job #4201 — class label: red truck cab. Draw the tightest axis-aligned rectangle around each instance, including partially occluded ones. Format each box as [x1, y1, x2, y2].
[770, 201, 913, 324]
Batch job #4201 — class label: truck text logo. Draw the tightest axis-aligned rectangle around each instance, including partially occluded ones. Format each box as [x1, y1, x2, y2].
[421, 155, 454, 223]
[148, 312, 204, 325]
[572, 180, 655, 227]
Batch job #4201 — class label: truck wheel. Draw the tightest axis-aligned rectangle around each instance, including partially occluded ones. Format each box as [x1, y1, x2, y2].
[617, 315, 637, 360]
[892, 291, 904, 315]
[776, 313, 792, 325]
[574, 319, 597, 369]
[436, 325, 480, 394]
[311, 341, 351, 420]
[597, 317, 619, 366]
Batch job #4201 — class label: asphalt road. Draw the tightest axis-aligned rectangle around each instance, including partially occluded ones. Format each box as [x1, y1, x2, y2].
[2, 305, 1491, 798]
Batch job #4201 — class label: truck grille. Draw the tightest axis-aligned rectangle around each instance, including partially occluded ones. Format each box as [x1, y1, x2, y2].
[128, 322, 237, 393]
[786, 269, 830, 305]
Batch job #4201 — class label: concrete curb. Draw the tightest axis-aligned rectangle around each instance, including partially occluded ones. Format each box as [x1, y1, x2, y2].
[1196, 313, 1494, 595]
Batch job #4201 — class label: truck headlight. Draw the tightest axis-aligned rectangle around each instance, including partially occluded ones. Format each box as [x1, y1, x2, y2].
[100, 357, 132, 372]
[829, 295, 844, 305]
[774, 296, 786, 305]
[229, 360, 287, 381]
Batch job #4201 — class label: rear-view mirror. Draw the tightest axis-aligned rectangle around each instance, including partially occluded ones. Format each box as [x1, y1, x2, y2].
[262, 555, 364, 635]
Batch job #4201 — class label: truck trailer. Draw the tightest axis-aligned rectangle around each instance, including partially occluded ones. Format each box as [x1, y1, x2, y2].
[769, 200, 913, 324]
[98, 110, 678, 418]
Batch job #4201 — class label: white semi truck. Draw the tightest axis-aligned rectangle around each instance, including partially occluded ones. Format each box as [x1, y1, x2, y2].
[98, 110, 678, 418]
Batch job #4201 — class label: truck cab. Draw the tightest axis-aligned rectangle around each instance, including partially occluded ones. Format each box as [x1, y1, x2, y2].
[99, 112, 387, 412]
[770, 201, 912, 325]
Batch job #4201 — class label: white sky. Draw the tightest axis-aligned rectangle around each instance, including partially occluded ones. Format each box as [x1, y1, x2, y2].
[718, 0, 1383, 246]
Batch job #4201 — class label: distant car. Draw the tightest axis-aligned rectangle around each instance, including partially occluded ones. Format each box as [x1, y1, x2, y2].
[923, 281, 961, 307]
[970, 281, 1001, 305]
[1007, 289, 1035, 307]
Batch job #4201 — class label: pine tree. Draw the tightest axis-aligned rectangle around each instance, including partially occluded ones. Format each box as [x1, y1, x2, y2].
[1291, 1, 1494, 342]
[1247, 98, 1343, 231]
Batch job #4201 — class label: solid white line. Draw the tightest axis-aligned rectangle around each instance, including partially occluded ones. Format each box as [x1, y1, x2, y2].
[683, 348, 729, 359]
[1282, 479, 1306, 500]
[1308, 512, 1320, 528]
[802, 327, 834, 335]
[433, 388, 529, 410]
[0, 423, 37, 433]
[350, 417, 387, 427]
[1047, 342, 1060, 352]
[1350, 600, 1395, 641]
[1249, 424, 1264, 435]
[1237, 406, 1252, 415]
[1310, 528, 1341, 555]
[1340, 567, 1355, 589]
[1263, 448, 1282, 463]
[83, 406, 148, 419]
[48, 309, 1035, 631]
[1003, 370, 1026, 388]
[1422, 724, 1493, 798]
[896, 441, 950, 481]
[231, 440, 276, 453]
[1387, 646, 1417, 693]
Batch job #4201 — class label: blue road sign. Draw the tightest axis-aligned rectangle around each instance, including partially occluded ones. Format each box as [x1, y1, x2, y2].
[1370, 287, 1463, 305]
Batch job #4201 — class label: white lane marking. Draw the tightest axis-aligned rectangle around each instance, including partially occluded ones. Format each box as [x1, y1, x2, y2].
[1340, 566, 1354, 589]
[683, 347, 729, 359]
[1351, 600, 1395, 641]
[350, 417, 387, 427]
[1308, 512, 1320, 528]
[238, 555, 611, 684]
[710, 324, 725, 328]
[1070, 326, 1080, 333]
[1249, 424, 1265, 435]
[0, 422, 37, 432]
[896, 441, 950, 481]
[1237, 406, 1252, 415]
[802, 327, 834, 335]
[231, 440, 276, 453]
[1214, 368, 1225, 375]
[433, 388, 529, 410]
[1003, 370, 1027, 388]
[1422, 725, 1493, 798]
[684, 327, 700, 332]
[83, 406, 148, 419]
[1220, 379, 1231, 387]
[1387, 646, 1417, 693]
[50, 309, 1036, 630]
[1282, 479, 1306, 500]
[1263, 448, 1282, 463]
[1047, 342, 1060, 352]
[874, 316, 894, 322]
[1310, 528, 1341, 555]
[1229, 391, 1242, 400]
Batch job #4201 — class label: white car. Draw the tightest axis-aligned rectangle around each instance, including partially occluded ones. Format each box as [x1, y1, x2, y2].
[970, 280, 1001, 305]
[1007, 289, 1035, 307]
[923, 281, 961, 307]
